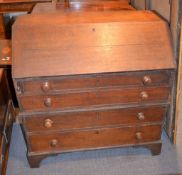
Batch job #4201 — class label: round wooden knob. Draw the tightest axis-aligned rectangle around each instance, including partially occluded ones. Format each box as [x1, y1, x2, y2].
[44, 119, 53, 128]
[50, 139, 58, 147]
[137, 112, 145, 121]
[135, 132, 142, 140]
[143, 75, 152, 85]
[44, 97, 52, 107]
[140, 91, 149, 100]
[42, 81, 50, 92]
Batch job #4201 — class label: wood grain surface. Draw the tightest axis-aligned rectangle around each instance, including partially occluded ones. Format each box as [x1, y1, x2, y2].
[20, 71, 170, 94]
[28, 124, 162, 153]
[12, 11, 175, 78]
[19, 86, 170, 112]
[0, 0, 51, 13]
[32, 1, 135, 14]
[23, 105, 166, 132]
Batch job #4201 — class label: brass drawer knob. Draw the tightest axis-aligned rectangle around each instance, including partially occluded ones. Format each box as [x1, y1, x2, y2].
[44, 119, 53, 128]
[140, 91, 149, 100]
[143, 75, 152, 85]
[44, 97, 52, 107]
[50, 139, 58, 147]
[135, 132, 142, 140]
[137, 112, 145, 121]
[42, 81, 50, 92]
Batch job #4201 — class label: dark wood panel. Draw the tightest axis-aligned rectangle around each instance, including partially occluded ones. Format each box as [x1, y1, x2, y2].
[0, 69, 10, 106]
[19, 86, 170, 112]
[14, 11, 162, 25]
[28, 124, 162, 153]
[0, 0, 51, 13]
[0, 40, 12, 67]
[0, 3, 35, 13]
[24, 106, 166, 132]
[20, 71, 170, 94]
[0, 15, 5, 39]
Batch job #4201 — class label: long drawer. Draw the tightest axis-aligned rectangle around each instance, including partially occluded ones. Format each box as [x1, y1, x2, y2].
[16, 71, 170, 95]
[23, 106, 166, 132]
[27, 124, 162, 153]
[19, 86, 170, 111]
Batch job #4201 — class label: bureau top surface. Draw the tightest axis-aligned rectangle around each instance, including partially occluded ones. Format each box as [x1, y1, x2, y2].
[12, 11, 175, 79]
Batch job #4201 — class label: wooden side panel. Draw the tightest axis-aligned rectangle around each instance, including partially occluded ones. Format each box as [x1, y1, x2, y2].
[165, 0, 182, 142]
[174, 25, 182, 144]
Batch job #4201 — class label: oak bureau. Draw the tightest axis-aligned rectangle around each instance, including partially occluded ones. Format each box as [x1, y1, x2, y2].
[12, 11, 176, 168]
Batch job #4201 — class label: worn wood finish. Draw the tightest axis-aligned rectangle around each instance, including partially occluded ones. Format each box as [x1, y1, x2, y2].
[0, 0, 51, 13]
[19, 86, 170, 112]
[19, 71, 170, 94]
[12, 11, 175, 78]
[24, 105, 166, 132]
[28, 124, 162, 153]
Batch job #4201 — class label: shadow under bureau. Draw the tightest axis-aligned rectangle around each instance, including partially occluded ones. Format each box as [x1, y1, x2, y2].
[12, 11, 176, 168]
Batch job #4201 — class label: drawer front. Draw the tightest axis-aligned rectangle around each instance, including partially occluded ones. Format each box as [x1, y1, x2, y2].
[19, 71, 170, 94]
[28, 125, 162, 153]
[24, 106, 166, 132]
[19, 86, 170, 112]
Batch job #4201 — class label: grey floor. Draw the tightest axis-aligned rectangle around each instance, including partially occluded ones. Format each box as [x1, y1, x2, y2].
[6, 124, 182, 175]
